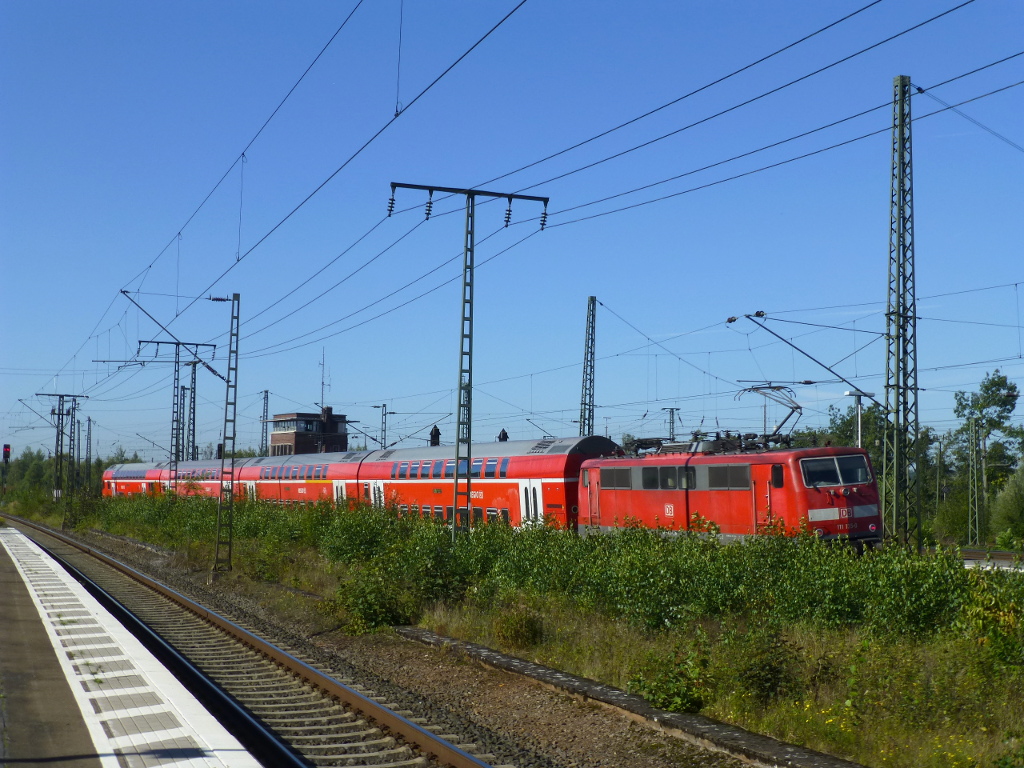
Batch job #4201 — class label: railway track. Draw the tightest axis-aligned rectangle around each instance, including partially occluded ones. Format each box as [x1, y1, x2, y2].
[6, 516, 505, 768]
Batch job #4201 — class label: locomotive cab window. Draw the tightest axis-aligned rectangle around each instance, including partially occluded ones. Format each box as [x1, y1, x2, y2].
[837, 455, 871, 484]
[771, 464, 785, 488]
[801, 455, 871, 487]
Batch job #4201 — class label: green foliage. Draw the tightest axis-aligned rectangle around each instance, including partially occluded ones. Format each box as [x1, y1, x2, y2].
[628, 638, 712, 713]
[860, 545, 971, 637]
[493, 605, 544, 648]
[736, 627, 803, 707]
[992, 462, 1024, 544]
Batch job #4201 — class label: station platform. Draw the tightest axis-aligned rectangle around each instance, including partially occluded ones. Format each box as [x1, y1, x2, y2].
[0, 526, 262, 768]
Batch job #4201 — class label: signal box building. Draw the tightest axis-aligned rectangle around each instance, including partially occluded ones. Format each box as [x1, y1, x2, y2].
[270, 407, 348, 456]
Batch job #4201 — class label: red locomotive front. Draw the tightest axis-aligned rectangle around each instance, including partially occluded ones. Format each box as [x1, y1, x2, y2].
[577, 444, 881, 545]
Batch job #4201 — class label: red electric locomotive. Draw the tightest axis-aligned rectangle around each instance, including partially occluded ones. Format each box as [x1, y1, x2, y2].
[578, 438, 881, 545]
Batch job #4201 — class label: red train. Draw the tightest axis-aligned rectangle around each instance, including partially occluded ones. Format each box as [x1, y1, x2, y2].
[102, 435, 881, 544]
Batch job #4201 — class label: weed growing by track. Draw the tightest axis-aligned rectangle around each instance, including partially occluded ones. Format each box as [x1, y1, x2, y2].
[31, 496, 1024, 768]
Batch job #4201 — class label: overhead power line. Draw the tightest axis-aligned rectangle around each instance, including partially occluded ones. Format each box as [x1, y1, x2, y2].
[175, 0, 531, 321]
[123, 0, 367, 291]
[513, 0, 980, 196]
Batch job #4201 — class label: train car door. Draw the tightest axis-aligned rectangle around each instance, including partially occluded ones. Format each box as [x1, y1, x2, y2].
[519, 479, 544, 524]
[245, 481, 256, 500]
[370, 480, 385, 508]
[587, 469, 601, 527]
[750, 463, 778, 533]
[333, 480, 346, 505]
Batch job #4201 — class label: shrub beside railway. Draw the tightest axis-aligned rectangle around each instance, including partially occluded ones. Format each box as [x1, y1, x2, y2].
[17, 495, 1024, 768]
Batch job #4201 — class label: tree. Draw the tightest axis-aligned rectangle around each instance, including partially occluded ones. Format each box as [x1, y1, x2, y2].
[990, 460, 1024, 544]
[953, 370, 1021, 498]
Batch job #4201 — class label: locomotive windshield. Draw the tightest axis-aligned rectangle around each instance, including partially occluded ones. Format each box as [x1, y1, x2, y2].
[800, 455, 872, 487]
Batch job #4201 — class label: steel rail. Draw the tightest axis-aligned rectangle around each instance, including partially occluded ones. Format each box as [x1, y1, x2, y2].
[4, 514, 494, 768]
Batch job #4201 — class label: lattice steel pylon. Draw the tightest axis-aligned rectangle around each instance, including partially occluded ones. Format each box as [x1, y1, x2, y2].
[967, 418, 982, 545]
[579, 296, 597, 436]
[85, 417, 93, 494]
[187, 362, 199, 460]
[260, 389, 269, 457]
[882, 75, 922, 549]
[171, 343, 182, 469]
[389, 183, 548, 536]
[213, 293, 241, 576]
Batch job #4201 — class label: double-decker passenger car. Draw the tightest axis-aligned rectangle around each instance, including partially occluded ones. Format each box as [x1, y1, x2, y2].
[578, 442, 881, 544]
[103, 435, 619, 529]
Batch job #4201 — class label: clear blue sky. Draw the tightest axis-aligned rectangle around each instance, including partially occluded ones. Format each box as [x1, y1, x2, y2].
[2, 0, 1022, 460]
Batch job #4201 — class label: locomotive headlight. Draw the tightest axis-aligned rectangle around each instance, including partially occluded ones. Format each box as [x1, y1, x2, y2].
[869, 524, 877, 532]
[814, 528, 825, 536]
[842, 487, 851, 497]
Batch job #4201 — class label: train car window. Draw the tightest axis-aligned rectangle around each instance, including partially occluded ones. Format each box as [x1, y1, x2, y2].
[708, 466, 729, 489]
[299, 466, 306, 480]
[729, 465, 750, 489]
[801, 458, 841, 487]
[500, 457, 510, 478]
[642, 467, 659, 490]
[458, 459, 468, 476]
[582, 472, 589, 488]
[484, 458, 497, 478]
[399, 461, 409, 479]
[660, 466, 678, 490]
[391, 463, 398, 479]
[473, 507, 483, 524]
[680, 466, 696, 489]
[471, 458, 483, 478]
[486, 507, 498, 522]
[501, 508, 510, 523]
[837, 455, 871, 484]
[409, 461, 420, 478]
[434, 505, 444, 520]
[313, 466, 321, 480]
[445, 506, 454, 521]
[444, 459, 455, 479]
[600, 467, 632, 489]
[400, 505, 408, 515]
[771, 464, 785, 488]
[523, 488, 531, 519]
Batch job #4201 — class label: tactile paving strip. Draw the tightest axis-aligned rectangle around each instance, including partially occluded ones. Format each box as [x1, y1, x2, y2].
[0, 528, 262, 768]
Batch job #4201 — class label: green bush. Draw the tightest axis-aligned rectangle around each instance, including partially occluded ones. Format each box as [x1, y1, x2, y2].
[628, 639, 712, 713]
[493, 605, 544, 648]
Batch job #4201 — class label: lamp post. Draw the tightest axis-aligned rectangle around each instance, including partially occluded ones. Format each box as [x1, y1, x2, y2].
[844, 390, 875, 448]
